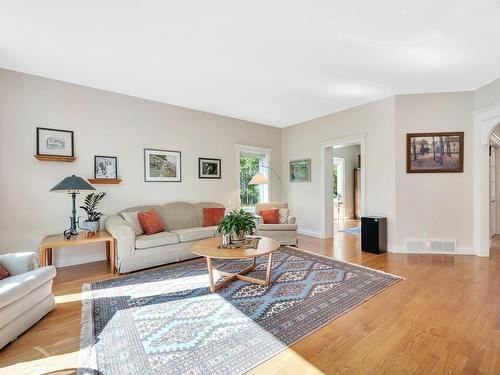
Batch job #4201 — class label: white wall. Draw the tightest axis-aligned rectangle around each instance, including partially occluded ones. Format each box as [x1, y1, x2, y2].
[281, 97, 396, 240]
[333, 145, 360, 219]
[0, 69, 282, 266]
[282, 92, 476, 250]
[394, 92, 474, 249]
[474, 77, 500, 110]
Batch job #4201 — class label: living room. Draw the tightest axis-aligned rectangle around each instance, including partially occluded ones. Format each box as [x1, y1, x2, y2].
[1, 1, 500, 374]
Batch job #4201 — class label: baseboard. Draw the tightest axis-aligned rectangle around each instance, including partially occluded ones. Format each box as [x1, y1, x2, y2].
[297, 228, 323, 239]
[387, 245, 475, 256]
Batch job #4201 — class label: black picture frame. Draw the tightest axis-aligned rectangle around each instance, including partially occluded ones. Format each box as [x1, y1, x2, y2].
[198, 158, 221, 179]
[36, 127, 74, 157]
[144, 148, 182, 182]
[94, 155, 118, 179]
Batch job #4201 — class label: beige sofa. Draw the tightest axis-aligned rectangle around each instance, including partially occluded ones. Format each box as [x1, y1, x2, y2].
[106, 202, 224, 273]
[255, 202, 298, 246]
[0, 252, 56, 350]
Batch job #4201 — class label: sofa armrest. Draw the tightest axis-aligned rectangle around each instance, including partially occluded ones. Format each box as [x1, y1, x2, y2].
[0, 252, 38, 276]
[105, 215, 136, 261]
[287, 216, 296, 224]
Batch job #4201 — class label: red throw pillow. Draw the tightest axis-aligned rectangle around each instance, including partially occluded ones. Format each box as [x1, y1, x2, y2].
[260, 208, 280, 224]
[0, 265, 9, 280]
[203, 207, 225, 227]
[138, 209, 165, 235]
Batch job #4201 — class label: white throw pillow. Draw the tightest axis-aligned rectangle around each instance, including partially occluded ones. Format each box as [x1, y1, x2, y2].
[121, 211, 144, 235]
[279, 208, 289, 224]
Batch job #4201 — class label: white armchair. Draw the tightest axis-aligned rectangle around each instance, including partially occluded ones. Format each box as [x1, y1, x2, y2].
[255, 202, 298, 246]
[0, 252, 56, 350]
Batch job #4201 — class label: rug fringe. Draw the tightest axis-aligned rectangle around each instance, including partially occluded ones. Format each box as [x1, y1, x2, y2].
[78, 283, 98, 374]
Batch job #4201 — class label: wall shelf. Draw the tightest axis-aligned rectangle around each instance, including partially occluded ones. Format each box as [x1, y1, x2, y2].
[34, 155, 76, 162]
[88, 178, 122, 185]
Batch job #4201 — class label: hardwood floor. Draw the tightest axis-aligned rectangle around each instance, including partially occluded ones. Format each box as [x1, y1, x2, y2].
[1, 233, 499, 374]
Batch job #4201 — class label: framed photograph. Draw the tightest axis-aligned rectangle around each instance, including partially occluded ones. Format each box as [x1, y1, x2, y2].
[94, 156, 118, 179]
[290, 159, 311, 182]
[36, 127, 74, 157]
[198, 158, 221, 179]
[144, 148, 181, 182]
[407, 132, 464, 173]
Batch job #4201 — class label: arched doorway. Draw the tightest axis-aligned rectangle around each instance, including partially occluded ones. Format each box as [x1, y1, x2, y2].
[473, 102, 500, 257]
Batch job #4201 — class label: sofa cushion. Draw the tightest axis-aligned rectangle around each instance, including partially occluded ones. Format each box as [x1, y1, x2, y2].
[121, 211, 144, 235]
[138, 209, 165, 235]
[170, 227, 217, 243]
[162, 202, 200, 230]
[257, 223, 298, 231]
[0, 266, 56, 309]
[135, 231, 179, 249]
[203, 207, 225, 227]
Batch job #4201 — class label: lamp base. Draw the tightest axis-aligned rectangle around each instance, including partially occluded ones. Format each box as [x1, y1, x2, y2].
[63, 228, 78, 240]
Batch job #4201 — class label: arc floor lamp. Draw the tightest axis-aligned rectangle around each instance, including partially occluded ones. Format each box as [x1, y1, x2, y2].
[248, 165, 287, 203]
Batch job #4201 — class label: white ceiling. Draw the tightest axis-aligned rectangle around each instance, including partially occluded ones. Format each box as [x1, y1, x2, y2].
[1, 1, 500, 127]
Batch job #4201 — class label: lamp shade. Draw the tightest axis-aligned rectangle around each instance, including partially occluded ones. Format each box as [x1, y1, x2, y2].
[50, 175, 96, 192]
[249, 172, 269, 185]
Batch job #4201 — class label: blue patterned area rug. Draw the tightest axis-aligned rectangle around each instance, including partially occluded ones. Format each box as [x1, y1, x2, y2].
[79, 247, 401, 374]
[340, 226, 361, 235]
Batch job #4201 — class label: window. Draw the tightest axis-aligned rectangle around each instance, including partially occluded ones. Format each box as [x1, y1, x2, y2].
[237, 145, 270, 210]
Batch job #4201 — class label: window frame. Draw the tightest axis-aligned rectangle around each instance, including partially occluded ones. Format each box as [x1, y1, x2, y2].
[235, 144, 272, 211]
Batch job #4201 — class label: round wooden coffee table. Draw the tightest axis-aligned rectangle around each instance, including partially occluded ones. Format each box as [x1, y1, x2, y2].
[192, 236, 280, 292]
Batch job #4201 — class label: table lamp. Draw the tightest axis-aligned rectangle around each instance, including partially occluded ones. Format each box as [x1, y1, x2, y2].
[50, 175, 95, 238]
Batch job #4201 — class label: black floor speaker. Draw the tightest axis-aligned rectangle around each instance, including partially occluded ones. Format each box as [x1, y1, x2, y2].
[361, 216, 387, 254]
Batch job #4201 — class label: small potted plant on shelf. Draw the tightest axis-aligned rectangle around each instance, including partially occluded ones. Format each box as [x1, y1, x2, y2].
[79, 192, 106, 235]
[217, 208, 256, 244]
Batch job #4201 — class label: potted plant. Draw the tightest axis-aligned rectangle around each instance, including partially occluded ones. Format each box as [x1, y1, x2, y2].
[79, 192, 106, 235]
[217, 208, 256, 242]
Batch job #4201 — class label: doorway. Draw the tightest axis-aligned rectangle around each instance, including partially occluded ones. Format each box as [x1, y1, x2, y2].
[333, 145, 361, 235]
[320, 134, 366, 239]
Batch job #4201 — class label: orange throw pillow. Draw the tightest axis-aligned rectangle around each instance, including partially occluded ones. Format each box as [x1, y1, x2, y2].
[138, 209, 165, 235]
[203, 207, 225, 227]
[0, 265, 9, 280]
[260, 208, 280, 224]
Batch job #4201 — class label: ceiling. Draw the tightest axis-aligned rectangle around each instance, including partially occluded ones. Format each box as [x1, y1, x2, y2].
[1, 0, 500, 127]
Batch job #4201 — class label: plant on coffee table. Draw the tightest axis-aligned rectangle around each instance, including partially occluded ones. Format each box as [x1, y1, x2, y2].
[217, 208, 256, 241]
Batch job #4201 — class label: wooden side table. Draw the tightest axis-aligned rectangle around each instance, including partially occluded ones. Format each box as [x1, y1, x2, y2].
[38, 230, 117, 273]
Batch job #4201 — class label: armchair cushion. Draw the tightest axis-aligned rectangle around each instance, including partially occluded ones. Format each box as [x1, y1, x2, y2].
[259, 208, 280, 224]
[0, 266, 8, 280]
[0, 252, 37, 276]
[257, 223, 298, 231]
[0, 266, 56, 309]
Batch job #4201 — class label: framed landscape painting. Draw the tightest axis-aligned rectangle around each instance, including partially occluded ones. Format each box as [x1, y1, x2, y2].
[36, 127, 74, 157]
[199, 158, 221, 179]
[144, 148, 181, 182]
[290, 159, 311, 182]
[406, 132, 464, 173]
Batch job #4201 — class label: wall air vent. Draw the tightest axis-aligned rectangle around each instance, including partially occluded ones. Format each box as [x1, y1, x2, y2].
[405, 240, 456, 253]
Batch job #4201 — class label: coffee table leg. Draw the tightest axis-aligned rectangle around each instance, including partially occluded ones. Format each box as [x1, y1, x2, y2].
[265, 253, 273, 286]
[206, 257, 216, 292]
